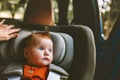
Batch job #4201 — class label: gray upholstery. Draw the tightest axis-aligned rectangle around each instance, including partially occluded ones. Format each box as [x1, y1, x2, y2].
[0, 63, 69, 79]
[0, 30, 74, 70]
[0, 19, 96, 80]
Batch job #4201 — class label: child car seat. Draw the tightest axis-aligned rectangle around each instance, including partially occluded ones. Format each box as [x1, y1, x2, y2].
[0, 18, 96, 80]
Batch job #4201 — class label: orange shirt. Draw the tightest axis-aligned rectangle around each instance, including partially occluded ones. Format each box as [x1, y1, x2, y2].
[22, 65, 49, 80]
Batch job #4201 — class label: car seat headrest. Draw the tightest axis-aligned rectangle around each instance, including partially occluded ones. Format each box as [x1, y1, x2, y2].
[0, 30, 74, 69]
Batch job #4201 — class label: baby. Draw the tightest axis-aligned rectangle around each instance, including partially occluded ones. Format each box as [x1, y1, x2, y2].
[22, 31, 53, 80]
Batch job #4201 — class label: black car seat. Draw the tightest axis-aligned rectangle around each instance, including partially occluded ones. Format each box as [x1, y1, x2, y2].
[0, 18, 96, 80]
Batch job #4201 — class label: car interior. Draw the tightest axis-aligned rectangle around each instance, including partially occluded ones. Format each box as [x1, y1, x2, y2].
[0, 19, 96, 80]
[1, 0, 120, 80]
[0, 0, 96, 80]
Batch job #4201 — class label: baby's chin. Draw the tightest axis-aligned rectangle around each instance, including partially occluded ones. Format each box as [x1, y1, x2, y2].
[37, 62, 50, 67]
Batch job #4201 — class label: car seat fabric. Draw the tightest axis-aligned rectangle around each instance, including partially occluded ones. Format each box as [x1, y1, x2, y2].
[0, 63, 69, 80]
[0, 30, 73, 80]
[0, 30, 73, 70]
[24, 25, 96, 80]
[0, 19, 96, 80]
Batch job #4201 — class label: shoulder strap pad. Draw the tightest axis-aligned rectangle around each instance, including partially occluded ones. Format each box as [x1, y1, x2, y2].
[49, 64, 69, 80]
[49, 64, 69, 76]
[0, 63, 69, 80]
[0, 63, 23, 76]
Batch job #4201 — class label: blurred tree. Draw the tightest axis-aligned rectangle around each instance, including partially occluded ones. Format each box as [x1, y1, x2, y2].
[0, 0, 27, 19]
[101, 0, 120, 39]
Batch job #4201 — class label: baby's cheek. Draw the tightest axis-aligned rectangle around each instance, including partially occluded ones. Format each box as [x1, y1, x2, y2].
[50, 57, 53, 62]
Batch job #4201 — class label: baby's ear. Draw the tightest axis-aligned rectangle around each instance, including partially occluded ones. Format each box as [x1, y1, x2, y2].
[24, 48, 28, 58]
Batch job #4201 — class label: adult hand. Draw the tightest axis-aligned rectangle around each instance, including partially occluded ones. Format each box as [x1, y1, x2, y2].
[0, 19, 20, 41]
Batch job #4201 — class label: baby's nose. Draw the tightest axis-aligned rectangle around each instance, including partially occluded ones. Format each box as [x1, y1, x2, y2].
[44, 50, 49, 56]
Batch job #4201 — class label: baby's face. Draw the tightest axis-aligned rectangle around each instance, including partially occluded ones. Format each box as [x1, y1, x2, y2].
[24, 37, 53, 67]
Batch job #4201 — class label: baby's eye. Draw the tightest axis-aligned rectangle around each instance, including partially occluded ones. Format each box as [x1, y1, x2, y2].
[39, 47, 44, 50]
[48, 49, 52, 52]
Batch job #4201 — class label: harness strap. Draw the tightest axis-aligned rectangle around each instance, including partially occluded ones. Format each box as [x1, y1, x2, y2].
[8, 76, 21, 80]
[0, 63, 69, 80]
[47, 71, 60, 80]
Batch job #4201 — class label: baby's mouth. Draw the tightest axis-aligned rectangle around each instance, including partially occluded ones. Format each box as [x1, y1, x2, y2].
[43, 58, 50, 61]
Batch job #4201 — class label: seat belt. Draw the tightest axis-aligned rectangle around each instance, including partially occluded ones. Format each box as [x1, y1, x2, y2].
[49, 64, 69, 80]
[8, 76, 21, 80]
[0, 63, 69, 80]
[47, 71, 61, 80]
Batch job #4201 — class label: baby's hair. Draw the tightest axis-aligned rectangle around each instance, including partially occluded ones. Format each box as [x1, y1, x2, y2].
[24, 31, 52, 48]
